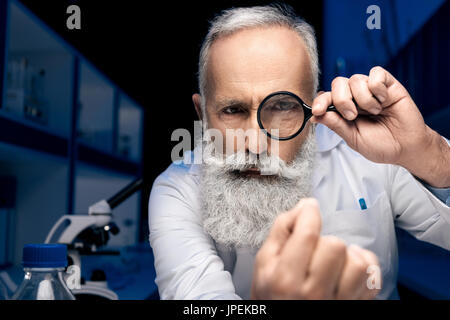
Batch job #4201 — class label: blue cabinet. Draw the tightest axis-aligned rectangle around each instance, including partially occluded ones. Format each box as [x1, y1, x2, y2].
[3, 0, 73, 138]
[78, 61, 115, 154]
[118, 95, 143, 163]
[0, 0, 144, 265]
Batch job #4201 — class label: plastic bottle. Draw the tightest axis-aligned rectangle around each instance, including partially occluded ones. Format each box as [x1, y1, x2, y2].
[11, 244, 75, 300]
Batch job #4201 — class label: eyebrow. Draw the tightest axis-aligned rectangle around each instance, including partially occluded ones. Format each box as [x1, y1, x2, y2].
[214, 98, 252, 110]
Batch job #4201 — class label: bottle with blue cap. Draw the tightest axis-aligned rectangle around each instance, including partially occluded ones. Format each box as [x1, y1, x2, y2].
[11, 244, 75, 300]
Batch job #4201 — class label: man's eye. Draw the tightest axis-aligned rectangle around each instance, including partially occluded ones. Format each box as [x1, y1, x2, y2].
[271, 102, 298, 111]
[222, 107, 243, 114]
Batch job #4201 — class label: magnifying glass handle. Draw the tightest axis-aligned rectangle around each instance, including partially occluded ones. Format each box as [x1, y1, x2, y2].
[327, 105, 337, 112]
[326, 98, 360, 113]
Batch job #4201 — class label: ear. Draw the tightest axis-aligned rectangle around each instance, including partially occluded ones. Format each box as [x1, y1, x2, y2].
[192, 93, 203, 120]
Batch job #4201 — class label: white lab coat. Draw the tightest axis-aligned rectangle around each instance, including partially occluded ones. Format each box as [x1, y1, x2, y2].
[148, 123, 450, 300]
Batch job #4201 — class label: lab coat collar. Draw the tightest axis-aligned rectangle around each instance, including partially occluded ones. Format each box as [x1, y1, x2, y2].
[314, 123, 344, 152]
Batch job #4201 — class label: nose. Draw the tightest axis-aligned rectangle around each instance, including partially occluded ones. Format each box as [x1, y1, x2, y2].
[244, 112, 268, 155]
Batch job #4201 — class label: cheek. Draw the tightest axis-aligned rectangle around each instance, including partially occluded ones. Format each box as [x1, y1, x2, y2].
[205, 110, 225, 133]
[271, 124, 310, 162]
[273, 142, 298, 163]
[204, 114, 230, 153]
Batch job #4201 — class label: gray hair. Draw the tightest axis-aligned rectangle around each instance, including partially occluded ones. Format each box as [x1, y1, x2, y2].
[197, 4, 320, 111]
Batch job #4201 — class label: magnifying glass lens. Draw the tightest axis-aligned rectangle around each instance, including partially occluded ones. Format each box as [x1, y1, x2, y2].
[260, 94, 305, 139]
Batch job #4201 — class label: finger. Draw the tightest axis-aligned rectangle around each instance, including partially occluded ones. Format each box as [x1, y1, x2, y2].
[311, 110, 357, 147]
[353, 246, 381, 300]
[335, 245, 369, 300]
[311, 91, 332, 116]
[331, 77, 358, 120]
[259, 208, 299, 260]
[316, 90, 325, 97]
[368, 66, 390, 105]
[348, 74, 382, 115]
[369, 66, 411, 108]
[303, 236, 347, 299]
[279, 198, 322, 281]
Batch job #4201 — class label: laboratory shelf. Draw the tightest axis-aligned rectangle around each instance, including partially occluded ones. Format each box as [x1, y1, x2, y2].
[0, 141, 70, 266]
[0, 0, 144, 176]
[0, 113, 68, 158]
[117, 94, 144, 163]
[0, 0, 145, 268]
[0, 114, 140, 176]
[78, 143, 140, 177]
[5, 0, 74, 138]
[78, 60, 115, 154]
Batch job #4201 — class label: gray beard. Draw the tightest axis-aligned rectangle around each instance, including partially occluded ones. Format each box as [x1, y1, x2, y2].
[199, 126, 317, 249]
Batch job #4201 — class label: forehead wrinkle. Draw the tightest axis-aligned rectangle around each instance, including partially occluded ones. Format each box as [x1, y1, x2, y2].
[206, 27, 313, 104]
[209, 27, 309, 74]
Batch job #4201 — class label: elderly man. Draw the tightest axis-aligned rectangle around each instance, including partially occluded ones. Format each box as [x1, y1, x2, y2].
[148, 5, 450, 300]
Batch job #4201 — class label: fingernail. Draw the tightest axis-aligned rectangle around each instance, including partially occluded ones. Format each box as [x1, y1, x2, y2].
[376, 95, 386, 103]
[370, 107, 381, 114]
[312, 103, 321, 114]
[344, 110, 356, 120]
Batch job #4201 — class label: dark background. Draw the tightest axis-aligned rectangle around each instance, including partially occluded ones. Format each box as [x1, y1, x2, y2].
[1, 0, 450, 300]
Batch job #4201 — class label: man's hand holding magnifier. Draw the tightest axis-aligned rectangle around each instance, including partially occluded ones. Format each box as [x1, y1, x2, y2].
[310, 66, 450, 188]
[251, 66, 449, 300]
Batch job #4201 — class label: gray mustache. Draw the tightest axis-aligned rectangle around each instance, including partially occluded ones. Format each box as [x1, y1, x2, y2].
[203, 144, 303, 179]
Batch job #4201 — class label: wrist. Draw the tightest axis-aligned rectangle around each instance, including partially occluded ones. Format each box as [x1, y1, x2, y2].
[399, 127, 450, 188]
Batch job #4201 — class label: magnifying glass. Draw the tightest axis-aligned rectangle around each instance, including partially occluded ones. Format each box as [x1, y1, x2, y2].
[257, 91, 337, 141]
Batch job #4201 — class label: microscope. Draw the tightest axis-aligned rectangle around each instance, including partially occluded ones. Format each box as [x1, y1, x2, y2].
[44, 178, 144, 300]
